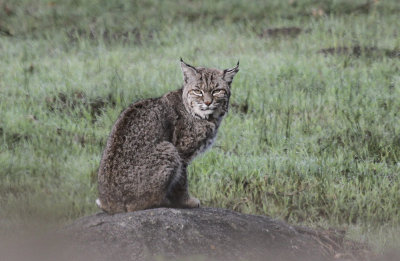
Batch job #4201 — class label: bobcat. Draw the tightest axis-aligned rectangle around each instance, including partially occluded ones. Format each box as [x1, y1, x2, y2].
[97, 59, 239, 214]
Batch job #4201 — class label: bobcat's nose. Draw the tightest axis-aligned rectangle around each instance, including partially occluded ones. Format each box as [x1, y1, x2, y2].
[204, 100, 212, 106]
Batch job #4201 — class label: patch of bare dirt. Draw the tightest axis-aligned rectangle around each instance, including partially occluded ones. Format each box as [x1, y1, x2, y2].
[45, 91, 116, 120]
[318, 45, 399, 59]
[66, 28, 152, 44]
[231, 101, 249, 114]
[260, 27, 304, 38]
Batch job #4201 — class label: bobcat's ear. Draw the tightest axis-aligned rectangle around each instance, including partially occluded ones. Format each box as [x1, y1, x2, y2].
[180, 58, 198, 84]
[223, 61, 239, 85]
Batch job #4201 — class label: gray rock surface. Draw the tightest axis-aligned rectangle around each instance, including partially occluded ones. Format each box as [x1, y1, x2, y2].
[62, 207, 366, 261]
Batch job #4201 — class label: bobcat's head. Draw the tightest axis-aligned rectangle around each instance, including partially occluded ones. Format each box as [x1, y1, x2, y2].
[180, 58, 239, 120]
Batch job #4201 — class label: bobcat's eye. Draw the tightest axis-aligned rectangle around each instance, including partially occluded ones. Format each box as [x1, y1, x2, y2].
[212, 89, 225, 96]
[192, 90, 203, 96]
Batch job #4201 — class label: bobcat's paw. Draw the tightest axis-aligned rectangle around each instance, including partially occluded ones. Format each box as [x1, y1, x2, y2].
[185, 197, 200, 208]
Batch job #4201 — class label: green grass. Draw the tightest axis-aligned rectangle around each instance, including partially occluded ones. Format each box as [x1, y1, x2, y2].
[1, 0, 400, 252]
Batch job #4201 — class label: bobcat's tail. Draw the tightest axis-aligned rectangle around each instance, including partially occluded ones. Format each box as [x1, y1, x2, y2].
[95, 198, 102, 209]
[95, 197, 125, 214]
[96, 198, 112, 213]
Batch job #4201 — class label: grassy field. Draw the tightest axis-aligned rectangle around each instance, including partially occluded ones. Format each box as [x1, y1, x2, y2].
[1, 0, 400, 252]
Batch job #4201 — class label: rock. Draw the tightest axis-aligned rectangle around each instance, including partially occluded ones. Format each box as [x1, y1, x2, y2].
[61, 207, 368, 261]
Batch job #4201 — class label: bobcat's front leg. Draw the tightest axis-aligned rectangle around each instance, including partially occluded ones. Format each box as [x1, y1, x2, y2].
[168, 164, 200, 208]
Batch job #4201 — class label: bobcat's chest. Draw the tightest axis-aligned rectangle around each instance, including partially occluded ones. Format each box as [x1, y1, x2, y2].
[173, 119, 218, 162]
[192, 130, 217, 158]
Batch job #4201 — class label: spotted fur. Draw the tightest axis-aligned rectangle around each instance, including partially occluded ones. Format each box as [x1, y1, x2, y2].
[97, 59, 239, 214]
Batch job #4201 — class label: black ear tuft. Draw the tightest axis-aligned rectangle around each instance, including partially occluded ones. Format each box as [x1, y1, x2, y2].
[180, 58, 198, 83]
[223, 61, 240, 84]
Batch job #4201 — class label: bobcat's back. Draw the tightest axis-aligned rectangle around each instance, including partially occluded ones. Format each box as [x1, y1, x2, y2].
[98, 94, 178, 213]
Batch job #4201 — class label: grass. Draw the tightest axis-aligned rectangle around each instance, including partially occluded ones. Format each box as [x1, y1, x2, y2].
[1, 0, 400, 252]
